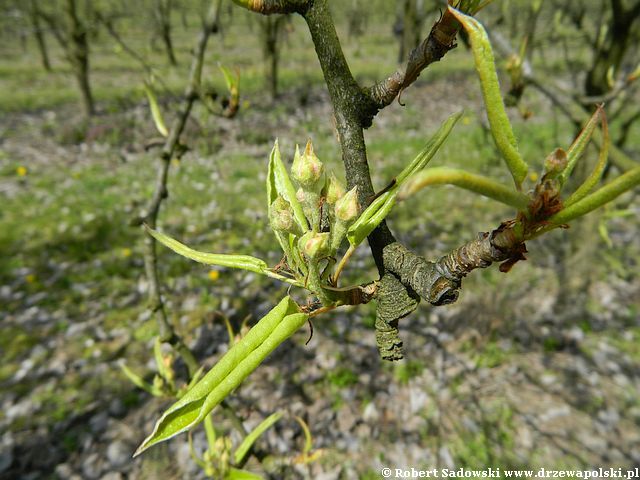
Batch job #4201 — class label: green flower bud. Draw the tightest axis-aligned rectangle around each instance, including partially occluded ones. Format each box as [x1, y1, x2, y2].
[325, 173, 346, 205]
[296, 187, 306, 204]
[153, 374, 164, 391]
[298, 231, 330, 259]
[334, 186, 359, 223]
[543, 148, 568, 178]
[269, 196, 299, 235]
[291, 141, 324, 192]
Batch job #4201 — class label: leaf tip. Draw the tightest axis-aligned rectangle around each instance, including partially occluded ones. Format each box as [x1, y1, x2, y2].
[132, 440, 149, 458]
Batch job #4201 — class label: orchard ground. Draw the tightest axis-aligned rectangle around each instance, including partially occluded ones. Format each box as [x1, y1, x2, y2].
[0, 4, 639, 479]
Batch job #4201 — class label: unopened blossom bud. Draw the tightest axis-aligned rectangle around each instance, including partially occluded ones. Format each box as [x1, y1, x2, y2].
[325, 174, 346, 205]
[291, 141, 324, 192]
[296, 187, 306, 204]
[269, 196, 298, 235]
[153, 374, 164, 391]
[544, 148, 568, 178]
[298, 231, 330, 259]
[334, 186, 359, 223]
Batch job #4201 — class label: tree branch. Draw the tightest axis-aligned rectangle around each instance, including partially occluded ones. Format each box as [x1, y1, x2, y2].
[231, 0, 309, 15]
[138, 4, 222, 378]
[366, 8, 461, 113]
[383, 226, 523, 306]
[239, 0, 533, 360]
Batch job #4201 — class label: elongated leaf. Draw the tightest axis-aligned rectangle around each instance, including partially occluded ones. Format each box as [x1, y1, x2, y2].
[449, 7, 529, 187]
[294, 415, 313, 454]
[147, 227, 268, 274]
[346, 191, 395, 247]
[268, 141, 308, 232]
[227, 468, 264, 480]
[120, 363, 155, 395]
[134, 297, 308, 456]
[347, 112, 461, 246]
[144, 85, 169, 137]
[234, 411, 283, 465]
[565, 110, 609, 206]
[398, 167, 530, 210]
[549, 166, 640, 225]
[219, 65, 237, 92]
[560, 105, 603, 187]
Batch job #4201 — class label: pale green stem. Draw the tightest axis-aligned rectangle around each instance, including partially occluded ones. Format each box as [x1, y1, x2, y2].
[398, 167, 530, 211]
[332, 244, 357, 285]
[264, 270, 304, 287]
[204, 413, 216, 451]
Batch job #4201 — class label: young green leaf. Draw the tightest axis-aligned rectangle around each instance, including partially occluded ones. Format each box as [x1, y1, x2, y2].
[448, 7, 529, 188]
[227, 468, 264, 480]
[560, 105, 604, 188]
[219, 64, 238, 92]
[346, 111, 462, 246]
[268, 140, 309, 233]
[398, 167, 530, 210]
[120, 363, 156, 395]
[144, 84, 169, 138]
[233, 411, 283, 465]
[147, 227, 268, 273]
[565, 110, 609, 206]
[293, 415, 313, 455]
[548, 166, 640, 226]
[134, 297, 308, 456]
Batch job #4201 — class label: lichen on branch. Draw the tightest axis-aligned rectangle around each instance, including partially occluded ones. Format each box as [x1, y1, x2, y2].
[383, 225, 525, 307]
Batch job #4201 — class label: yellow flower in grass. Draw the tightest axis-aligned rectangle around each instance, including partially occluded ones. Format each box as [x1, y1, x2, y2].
[26, 274, 36, 284]
[529, 172, 539, 182]
[208, 270, 220, 281]
[16, 166, 28, 177]
[121, 248, 132, 258]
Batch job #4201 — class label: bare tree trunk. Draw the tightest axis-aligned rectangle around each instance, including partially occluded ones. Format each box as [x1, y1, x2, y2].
[65, 0, 95, 116]
[28, 0, 52, 71]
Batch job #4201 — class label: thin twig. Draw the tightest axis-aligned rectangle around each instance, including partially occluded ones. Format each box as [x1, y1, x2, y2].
[140, 3, 221, 378]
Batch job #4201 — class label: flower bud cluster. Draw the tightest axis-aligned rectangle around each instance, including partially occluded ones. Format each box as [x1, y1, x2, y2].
[268, 140, 362, 302]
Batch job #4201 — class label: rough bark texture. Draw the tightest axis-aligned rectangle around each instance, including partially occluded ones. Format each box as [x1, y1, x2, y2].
[367, 8, 460, 113]
[375, 273, 419, 361]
